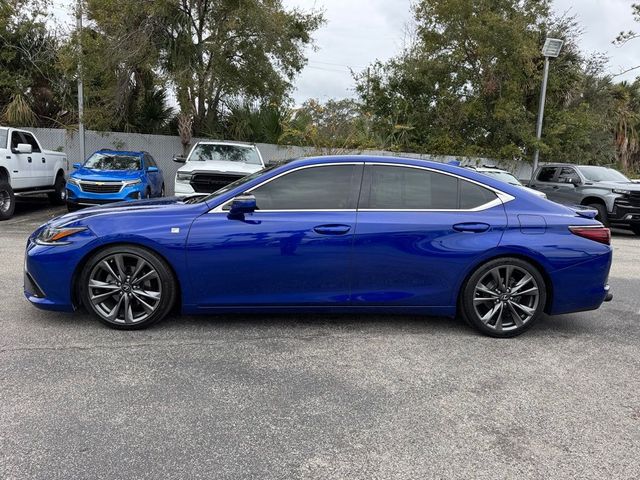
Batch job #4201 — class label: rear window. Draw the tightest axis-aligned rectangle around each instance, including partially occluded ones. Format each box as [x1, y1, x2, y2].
[537, 167, 558, 182]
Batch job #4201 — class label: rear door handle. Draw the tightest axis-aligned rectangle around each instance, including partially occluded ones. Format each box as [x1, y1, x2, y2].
[453, 222, 490, 233]
[313, 224, 351, 235]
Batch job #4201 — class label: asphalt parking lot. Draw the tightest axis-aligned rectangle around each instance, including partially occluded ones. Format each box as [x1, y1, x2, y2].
[1, 199, 639, 480]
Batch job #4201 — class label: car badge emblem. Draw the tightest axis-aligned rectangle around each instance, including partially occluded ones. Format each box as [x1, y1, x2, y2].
[171, 227, 180, 234]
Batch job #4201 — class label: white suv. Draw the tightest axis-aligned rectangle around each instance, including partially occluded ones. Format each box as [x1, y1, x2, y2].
[174, 142, 264, 198]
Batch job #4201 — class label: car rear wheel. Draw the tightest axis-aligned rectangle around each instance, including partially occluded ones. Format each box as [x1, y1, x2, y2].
[79, 245, 176, 329]
[48, 173, 66, 205]
[460, 257, 547, 338]
[0, 181, 16, 220]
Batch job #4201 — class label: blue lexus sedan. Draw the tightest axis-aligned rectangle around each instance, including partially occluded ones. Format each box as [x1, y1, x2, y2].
[25, 156, 613, 337]
[66, 149, 164, 211]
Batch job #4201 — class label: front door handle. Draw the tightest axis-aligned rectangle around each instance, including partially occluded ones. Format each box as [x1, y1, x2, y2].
[27, 156, 32, 163]
[313, 224, 351, 235]
[453, 222, 490, 233]
[42, 157, 46, 163]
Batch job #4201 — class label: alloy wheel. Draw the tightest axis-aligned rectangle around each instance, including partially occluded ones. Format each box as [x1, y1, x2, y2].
[87, 253, 162, 324]
[472, 265, 540, 333]
[0, 190, 10, 213]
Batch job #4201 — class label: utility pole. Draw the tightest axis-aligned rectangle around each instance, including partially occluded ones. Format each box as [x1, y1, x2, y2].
[76, 0, 86, 163]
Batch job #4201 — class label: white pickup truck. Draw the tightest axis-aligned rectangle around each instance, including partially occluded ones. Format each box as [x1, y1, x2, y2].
[0, 127, 68, 220]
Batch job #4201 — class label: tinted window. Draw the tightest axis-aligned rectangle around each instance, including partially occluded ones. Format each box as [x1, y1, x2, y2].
[10, 132, 22, 149]
[460, 180, 498, 209]
[557, 167, 580, 184]
[250, 165, 360, 210]
[145, 154, 158, 169]
[21, 132, 41, 152]
[537, 167, 558, 182]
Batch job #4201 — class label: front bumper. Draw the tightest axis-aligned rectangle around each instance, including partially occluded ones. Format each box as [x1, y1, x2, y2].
[611, 197, 640, 224]
[66, 182, 144, 206]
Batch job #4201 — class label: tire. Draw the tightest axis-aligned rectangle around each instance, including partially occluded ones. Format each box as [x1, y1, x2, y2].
[587, 202, 609, 227]
[48, 173, 66, 205]
[67, 203, 80, 212]
[631, 225, 640, 236]
[459, 257, 547, 338]
[145, 188, 151, 199]
[160, 184, 165, 197]
[79, 245, 177, 330]
[0, 181, 16, 220]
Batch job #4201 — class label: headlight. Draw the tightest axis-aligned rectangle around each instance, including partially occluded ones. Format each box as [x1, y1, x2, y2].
[613, 188, 630, 195]
[123, 179, 142, 187]
[176, 172, 192, 182]
[67, 177, 80, 187]
[36, 226, 87, 245]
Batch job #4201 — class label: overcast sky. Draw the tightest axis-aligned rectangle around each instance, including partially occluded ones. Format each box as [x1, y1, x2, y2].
[53, 0, 640, 104]
[285, 0, 640, 103]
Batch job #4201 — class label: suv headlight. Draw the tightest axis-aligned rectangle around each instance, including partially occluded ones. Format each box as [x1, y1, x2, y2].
[176, 172, 192, 183]
[67, 177, 80, 187]
[613, 188, 630, 195]
[36, 226, 87, 245]
[123, 179, 142, 187]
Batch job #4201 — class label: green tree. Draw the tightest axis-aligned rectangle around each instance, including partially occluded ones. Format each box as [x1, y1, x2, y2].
[84, 0, 324, 136]
[356, 0, 614, 165]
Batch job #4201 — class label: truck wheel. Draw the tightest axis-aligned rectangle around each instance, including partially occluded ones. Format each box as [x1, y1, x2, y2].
[587, 203, 609, 227]
[0, 181, 16, 220]
[631, 225, 640, 236]
[48, 173, 66, 205]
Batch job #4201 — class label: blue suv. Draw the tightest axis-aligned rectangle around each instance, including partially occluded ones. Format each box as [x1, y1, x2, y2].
[66, 150, 164, 211]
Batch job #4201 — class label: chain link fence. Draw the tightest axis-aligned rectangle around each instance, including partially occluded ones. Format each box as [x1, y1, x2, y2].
[24, 127, 517, 194]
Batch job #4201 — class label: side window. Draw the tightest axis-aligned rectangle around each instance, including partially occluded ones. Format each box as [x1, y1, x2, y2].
[557, 167, 580, 184]
[362, 166, 459, 209]
[459, 179, 498, 209]
[250, 164, 361, 210]
[20, 132, 41, 153]
[10, 132, 23, 150]
[537, 167, 558, 182]
[147, 155, 158, 168]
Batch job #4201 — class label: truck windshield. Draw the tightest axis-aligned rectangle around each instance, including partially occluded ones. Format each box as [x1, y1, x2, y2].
[84, 153, 141, 171]
[577, 166, 630, 183]
[188, 144, 261, 165]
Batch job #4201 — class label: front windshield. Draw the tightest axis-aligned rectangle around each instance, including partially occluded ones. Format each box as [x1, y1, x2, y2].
[186, 164, 279, 204]
[188, 144, 261, 165]
[577, 166, 630, 183]
[481, 170, 522, 185]
[84, 153, 141, 171]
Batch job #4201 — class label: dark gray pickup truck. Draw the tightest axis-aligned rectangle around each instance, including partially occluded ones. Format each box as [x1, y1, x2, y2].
[529, 163, 640, 235]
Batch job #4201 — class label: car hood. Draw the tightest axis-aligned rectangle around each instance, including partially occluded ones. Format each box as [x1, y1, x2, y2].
[177, 160, 261, 176]
[586, 180, 640, 191]
[47, 197, 204, 228]
[71, 168, 143, 182]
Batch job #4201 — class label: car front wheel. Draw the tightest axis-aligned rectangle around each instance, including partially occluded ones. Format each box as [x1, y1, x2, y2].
[79, 245, 176, 329]
[460, 257, 547, 338]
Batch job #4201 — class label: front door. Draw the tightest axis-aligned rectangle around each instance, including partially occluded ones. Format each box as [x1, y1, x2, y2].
[8, 131, 34, 189]
[186, 163, 363, 307]
[351, 164, 508, 308]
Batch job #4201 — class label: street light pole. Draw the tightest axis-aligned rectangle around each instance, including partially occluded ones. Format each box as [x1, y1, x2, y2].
[532, 56, 549, 174]
[76, 0, 85, 163]
[532, 38, 564, 175]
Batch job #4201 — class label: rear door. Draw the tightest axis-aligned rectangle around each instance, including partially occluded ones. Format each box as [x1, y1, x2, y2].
[350, 163, 508, 308]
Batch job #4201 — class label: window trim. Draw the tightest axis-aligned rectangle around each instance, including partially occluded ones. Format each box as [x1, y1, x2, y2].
[208, 161, 513, 213]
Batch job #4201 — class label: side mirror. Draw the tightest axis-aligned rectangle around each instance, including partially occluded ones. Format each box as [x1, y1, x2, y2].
[15, 143, 32, 154]
[173, 155, 186, 163]
[147, 166, 159, 173]
[228, 194, 256, 216]
[72, 162, 82, 169]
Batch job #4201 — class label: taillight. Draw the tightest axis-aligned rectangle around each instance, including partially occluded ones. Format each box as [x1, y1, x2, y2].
[569, 226, 611, 245]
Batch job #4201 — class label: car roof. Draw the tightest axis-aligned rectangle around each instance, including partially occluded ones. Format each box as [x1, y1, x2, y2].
[96, 149, 145, 157]
[194, 141, 257, 148]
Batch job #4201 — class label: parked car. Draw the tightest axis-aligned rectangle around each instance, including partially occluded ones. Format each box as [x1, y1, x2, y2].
[467, 166, 547, 198]
[528, 163, 640, 234]
[66, 149, 164, 211]
[0, 126, 67, 220]
[173, 141, 264, 197]
[25, 156, 612, 338]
